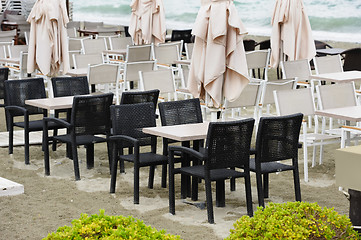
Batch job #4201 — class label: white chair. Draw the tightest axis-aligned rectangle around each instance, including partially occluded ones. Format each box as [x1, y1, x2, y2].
[139, 68, 177, 101]
[246, 49, 270, 81]
[121, 60, 156, 93]
[259, 78, 297, 117]
[81, 38, 107, 54]
[281, 59, 312, 87]
[87, 63, 121, 103]
[126, 44, 154, 62]
[72, 53, 104, 69]
[0, 30, 17, 42]
[313, 55, 343, 74]
[109, 36, 133, 50]
[184, 42, 194, 60]
[154, 41, 181, 68]
[8, 45, 28, 58]
[274, 87, 340, 182]
[67, 27, 78, 38]
[84, 21, 103, 29]
[221, 79, 265, 125]
[316, 82, 359, 146]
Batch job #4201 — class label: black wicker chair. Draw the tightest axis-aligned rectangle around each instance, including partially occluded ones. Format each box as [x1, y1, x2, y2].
[158, 98, 204, 199]
[0, 67, 9, 129]
[256, 39, 270, 50]
[4, 78, 60, 164]
[243, 39, 257, 51]
[168, 119, 255, 224]
[109, 102, 167, 204]
[42, 93, 113, 180]
[251, 113, 303, 207]
[341, 48, 361, 71]
[51, 76, 90, 151]
[120, 89, 159, 114]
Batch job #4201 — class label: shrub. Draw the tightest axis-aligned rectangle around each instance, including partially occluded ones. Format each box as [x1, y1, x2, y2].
[227, 201, 360, 240]
[43, 209, 181, 240]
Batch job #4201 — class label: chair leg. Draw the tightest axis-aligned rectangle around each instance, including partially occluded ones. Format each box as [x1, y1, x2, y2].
[244, 171, 253, 217]
[161, 164, 167, 188]
[24, 127, 30, 165]
[72, 143, 81, 181]
[256, 172, 265, 208]
[263, 173, 269, 199]
[303, 143, 308, 182]
[8, 123, 13, 155]
[110, 142, 118, 193]
[293, 158, 302, 202]
[52, 129, 58, 151]
[86, 144, 94, 169]
[230, 167, 236, 191]
[169, 155, 176, 215]
[216, 180, 225, 207]
[148, 166, 155, 189]
[43, 126, 50, 176]
[134, 165, 140, 204]
[205, 177, 214, 224]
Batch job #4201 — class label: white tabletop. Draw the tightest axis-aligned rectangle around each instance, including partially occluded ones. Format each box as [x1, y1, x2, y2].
[311, 71, 361, 83]
[25, 96, 74, 110]
[143, 122, 209, 141]
[315, 105, 361, 122]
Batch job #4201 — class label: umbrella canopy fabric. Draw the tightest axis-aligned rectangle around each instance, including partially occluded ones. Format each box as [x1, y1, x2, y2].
[129, 0, 166, 45]
[188, 0, 249, 108]
[27, 0, 70, 76]
[270, 0, 316, 68]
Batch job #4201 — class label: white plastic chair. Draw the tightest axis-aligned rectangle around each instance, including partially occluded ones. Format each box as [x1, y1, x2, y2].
[246, 49, 270, 81]
[281, 59, 312, 88]
[81, 38, 107, 54]
[121, 60, 156, 93]
[274, 87, 340, 182]
[72, 53, 104, 69]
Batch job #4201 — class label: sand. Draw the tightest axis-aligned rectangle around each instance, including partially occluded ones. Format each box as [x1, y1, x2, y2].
[0, 37, 360, 240]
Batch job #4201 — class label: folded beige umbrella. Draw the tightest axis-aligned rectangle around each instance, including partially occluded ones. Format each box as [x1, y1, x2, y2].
[270, 0, 316, 68]
[129, 0, 166, 45]
[188, 0, 249, 108]
[27, 0, 70, 77]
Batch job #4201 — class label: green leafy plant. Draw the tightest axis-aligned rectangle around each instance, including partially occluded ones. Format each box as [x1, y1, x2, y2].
[227, 202, 360, 240]
[44, 209, 181, 240]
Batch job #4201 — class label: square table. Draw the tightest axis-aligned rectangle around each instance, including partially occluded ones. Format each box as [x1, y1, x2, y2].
[316, 48, 344, 56]
[311, 70, 361, 84]
[25, 96, 74, 110]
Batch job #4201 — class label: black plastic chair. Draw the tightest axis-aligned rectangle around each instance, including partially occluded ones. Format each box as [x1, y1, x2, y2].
[243, 39, 256, 51]
[256, 39, 270, 50]
[51, 76, 90, 150]
[251, 113, 303, 207]
[109, 102, 167, 204]
[171, 29, 193, 43]
[341, 48, 361, 71]
[4, 78, 61, 164]
[158, 98, 204, 199]
[0, 67, 9, 129]
[43, 93, 113, 180]
[168, 119, 255, 224]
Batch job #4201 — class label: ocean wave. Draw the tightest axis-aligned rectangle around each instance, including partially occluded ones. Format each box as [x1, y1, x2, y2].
[77, 4, 131, 16]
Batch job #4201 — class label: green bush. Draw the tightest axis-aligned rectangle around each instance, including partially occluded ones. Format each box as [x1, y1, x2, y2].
[227, 202, 360, 240]
[43, 210, 181, 240]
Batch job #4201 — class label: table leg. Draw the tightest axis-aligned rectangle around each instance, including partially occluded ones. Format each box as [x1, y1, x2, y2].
[181, 141, 191, 199]
[191, 140, 200, 201]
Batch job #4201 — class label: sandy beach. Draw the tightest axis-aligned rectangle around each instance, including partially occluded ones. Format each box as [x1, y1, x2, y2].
[0, 37, 360, 240]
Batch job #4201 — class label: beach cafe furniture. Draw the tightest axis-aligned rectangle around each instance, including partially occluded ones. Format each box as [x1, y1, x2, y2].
[246, 49, 270, 80]
[109, 103, 168, 204]
[313, 55, 343, 74]
[42, 93, 113, 180]
[250, 113, 303, 207]
[168, 119, 255, 224]
[341, 48, 361, 71]
[274, 87, 340, 182]
[4, 78, 62, 165]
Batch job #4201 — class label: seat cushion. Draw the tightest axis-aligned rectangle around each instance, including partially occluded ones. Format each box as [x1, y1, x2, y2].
[14, 120, 63, 131]
[120, 152, 168, 166]
[178, 165, 246, 181]
[249, 158, 295, 174]
[54, 134, 106, 145]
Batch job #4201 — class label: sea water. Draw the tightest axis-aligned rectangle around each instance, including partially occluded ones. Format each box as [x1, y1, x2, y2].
[72, 0, 361, 43]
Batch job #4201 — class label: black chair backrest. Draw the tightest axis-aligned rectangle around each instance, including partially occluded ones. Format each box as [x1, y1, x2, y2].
[255, 113, 303, 163]
[4, 78, 46, 116]
[110, 102, 156, 144]
[0, 67, 9, 101]
[120, 89, 159, 113]
[257, 39, 270, 50]
[123, 26, 131, 37]
[171, 29, 192, 43]
[205, 119, 254, 170]
[314, 40, 332, 49]
[71, 93, 113, 136]
[341, 48, 361, 71]
[158, 98, 203, 126]
[52, 76, 90, 97]
[243, 39, 256, 51]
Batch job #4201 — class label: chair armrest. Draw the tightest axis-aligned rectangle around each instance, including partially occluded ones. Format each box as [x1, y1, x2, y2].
[5, 105, 27, 115]
[43, 117, 71, 129]
[168, 145, 205, 161]
[109, 135, 139, 147]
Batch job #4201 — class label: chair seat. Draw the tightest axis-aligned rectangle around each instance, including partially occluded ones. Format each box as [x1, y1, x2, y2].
[120, 152, 168, 166]
[54, 134, 107, 145]
[249, 158, 295, 174]
[14, 120, 62, 131]
[178, 165, 246, 181]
